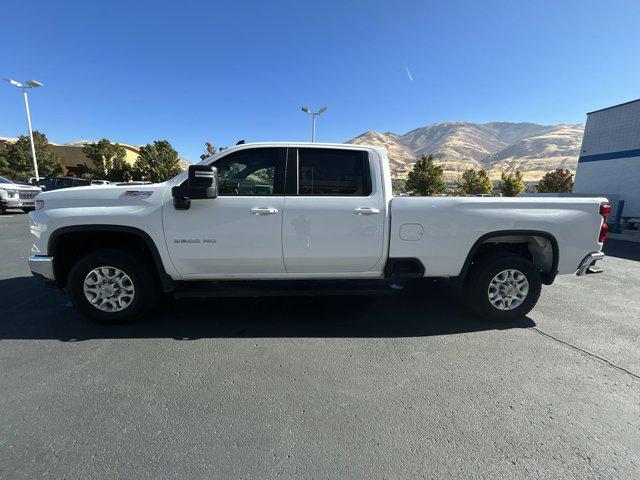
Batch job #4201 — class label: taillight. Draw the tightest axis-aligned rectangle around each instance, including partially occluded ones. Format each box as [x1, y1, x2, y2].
[599, 203, 611, 243]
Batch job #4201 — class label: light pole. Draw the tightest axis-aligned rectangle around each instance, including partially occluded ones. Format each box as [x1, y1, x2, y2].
[4, 79, 44, 182]
[301, 106, 326, 142]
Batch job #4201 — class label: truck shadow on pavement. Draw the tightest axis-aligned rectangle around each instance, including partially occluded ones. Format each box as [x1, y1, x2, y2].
[0, 276, 535, 341]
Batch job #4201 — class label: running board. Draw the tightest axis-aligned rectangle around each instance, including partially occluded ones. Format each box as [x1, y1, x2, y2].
[173, 280, 398, 299]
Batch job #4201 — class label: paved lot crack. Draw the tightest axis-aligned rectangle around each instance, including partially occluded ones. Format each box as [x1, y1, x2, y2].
[529, 326, 640, 380]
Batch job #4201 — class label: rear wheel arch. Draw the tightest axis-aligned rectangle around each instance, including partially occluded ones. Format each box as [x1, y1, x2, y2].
[458, 230, 559, 285]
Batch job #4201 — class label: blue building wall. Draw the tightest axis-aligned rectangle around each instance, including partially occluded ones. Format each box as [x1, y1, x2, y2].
[573, 99, 640, 217]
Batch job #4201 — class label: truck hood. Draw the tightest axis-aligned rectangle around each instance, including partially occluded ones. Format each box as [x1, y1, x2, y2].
[37, 183, 167, 209]
[0, 183, 42, 193]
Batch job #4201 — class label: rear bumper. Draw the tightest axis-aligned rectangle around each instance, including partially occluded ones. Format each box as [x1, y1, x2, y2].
[576, 252, 605, 276]
[28, 255, 55, 281]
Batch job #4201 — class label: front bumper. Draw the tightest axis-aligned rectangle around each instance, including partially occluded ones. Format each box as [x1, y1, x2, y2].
[1, 197, 35, 208]
[576, 252, 605, 276]
[1, 197, 21, 208]
[28, 255, 55, 281]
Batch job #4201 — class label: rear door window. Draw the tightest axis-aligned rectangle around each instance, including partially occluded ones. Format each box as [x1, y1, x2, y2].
[297, 148, 371, 196]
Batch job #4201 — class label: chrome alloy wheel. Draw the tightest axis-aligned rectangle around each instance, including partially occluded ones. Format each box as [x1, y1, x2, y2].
[83, 266, 135, 312]
[487, 269, 529, 311]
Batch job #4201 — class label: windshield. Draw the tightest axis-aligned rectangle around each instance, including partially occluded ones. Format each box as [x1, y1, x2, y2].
[0, 176, 14, 184]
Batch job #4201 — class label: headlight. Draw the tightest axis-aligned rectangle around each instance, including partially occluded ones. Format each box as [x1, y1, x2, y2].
[35, 200, 45, 210]
[6, 189, 17, 198]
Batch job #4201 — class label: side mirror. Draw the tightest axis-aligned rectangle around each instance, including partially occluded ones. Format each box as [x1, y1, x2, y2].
[172, 164, 218, 210]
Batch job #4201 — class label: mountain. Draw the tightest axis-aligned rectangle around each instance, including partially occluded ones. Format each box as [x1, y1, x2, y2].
[346, 131, 416, 175]
[484, 124, 583, 173]
[345, 121, 584, 180]
[397, 122, 550, 164]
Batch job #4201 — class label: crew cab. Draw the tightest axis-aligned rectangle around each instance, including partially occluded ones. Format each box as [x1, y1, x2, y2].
[27, 142, 609, 324]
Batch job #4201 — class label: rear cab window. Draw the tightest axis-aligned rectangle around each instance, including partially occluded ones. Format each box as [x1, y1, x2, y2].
[295, 148, 371, 196]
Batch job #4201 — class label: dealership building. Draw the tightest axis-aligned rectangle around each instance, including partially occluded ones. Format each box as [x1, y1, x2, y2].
[573, 98, 640, 218]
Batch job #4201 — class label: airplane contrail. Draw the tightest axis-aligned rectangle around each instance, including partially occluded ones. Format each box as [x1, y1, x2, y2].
[404, 65, 413, 81]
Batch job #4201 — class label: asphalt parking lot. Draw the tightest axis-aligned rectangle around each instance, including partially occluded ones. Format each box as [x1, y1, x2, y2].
[1, 211, 639, 479]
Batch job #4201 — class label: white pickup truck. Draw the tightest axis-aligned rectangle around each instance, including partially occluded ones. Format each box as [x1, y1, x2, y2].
[28, 142, 609, 324]
[0, 176, 42, 214]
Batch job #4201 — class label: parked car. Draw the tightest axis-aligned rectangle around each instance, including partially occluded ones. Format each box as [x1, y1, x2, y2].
[35, 177, 91, 191]
[90, 180, 111, 186]
[28, 142, 609, 324]
[0, 176, 42, 214]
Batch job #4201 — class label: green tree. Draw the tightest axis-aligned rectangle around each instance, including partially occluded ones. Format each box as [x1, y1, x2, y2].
[456, 168, 493, 195]
[109, 160, 133, 183]
[392, 178, 407, 195]
[132, 140, 182, 183]
[0, 131, 66, 179]
[73, 163, 91, 179]
[405, 154, 446, 196]
[82, 139, 132, 182]
[499, 171, 525, 197]
[536, 168, 574, 193]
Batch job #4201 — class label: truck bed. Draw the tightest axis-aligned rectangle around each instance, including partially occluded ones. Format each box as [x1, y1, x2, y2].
[389, 196, 607, 277]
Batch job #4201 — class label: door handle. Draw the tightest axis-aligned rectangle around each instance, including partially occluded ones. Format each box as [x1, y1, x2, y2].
[354, 207, 380, 215]
[251, 207, 279, 215]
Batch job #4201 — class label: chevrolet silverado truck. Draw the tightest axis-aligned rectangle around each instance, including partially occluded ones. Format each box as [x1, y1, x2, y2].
[0, 176, 42, 214]
[28, 142, 609, 324]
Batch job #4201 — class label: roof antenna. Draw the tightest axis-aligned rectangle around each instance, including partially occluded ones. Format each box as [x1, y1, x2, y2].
[236, 140, 245, 145]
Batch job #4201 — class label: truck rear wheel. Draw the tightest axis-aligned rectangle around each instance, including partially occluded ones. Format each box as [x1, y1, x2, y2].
[68, 248, 159, 324]
[466, 253, 541, 322]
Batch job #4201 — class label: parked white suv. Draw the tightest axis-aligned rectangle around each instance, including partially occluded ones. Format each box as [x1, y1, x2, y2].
[0, 176, 42, 214]
[28, 143, 609, 324]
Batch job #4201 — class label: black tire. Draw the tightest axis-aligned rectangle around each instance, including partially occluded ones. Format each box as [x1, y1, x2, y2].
[465, 253, 542, 322]
[0, 204, 6, 215]
[68, 248, 159, 324]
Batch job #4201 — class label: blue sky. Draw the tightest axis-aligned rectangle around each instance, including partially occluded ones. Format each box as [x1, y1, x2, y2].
[2, 0, 639, 161]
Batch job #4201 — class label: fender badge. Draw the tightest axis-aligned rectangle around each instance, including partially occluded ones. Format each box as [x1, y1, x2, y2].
[174, 239, 217, 244]
[123, 190, 153, 197]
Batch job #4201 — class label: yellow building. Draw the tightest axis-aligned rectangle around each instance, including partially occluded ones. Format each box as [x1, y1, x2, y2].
[48, 142, 141, 176]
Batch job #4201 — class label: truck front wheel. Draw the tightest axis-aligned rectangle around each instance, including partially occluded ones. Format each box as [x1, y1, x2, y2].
[68, 248, 159, 324]
[466, 253, 542, 322]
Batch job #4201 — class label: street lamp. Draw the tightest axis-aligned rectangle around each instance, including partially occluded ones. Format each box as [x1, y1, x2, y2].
[301, 106, 327, 142]
[3, 78, 44, 182]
